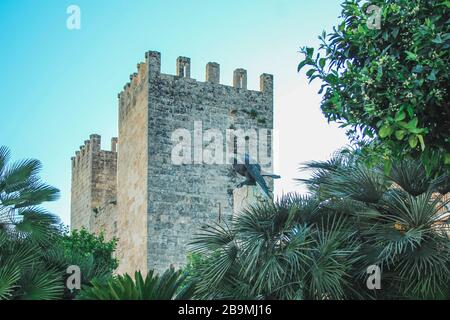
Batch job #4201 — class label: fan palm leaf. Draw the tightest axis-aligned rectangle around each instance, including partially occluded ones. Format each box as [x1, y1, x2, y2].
[0, 147, 63, 300]
[300, 150, 450, 299]
[190, 194, 363, 300]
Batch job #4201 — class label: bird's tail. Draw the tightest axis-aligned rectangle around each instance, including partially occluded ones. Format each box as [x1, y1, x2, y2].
[261, 174, 281, 179]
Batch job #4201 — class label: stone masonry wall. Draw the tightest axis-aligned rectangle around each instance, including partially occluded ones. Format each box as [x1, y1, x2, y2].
[71, 141, 93, 230]
[71, 135, 118, 242]
[145, 52, 274, 271]
[115, 58, 150, 275]
[90, 201, 118, 242]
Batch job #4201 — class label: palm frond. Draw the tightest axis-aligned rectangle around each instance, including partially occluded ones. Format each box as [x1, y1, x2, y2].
[0, 159, 42, 194]
[0, 263, 21, 300]
[78, 268, 193, 300]
[17, 266, 64, 300]
[4, 183, 60, 209]
[4, 208, 61, 249]
[0, 146, 11, 179]
[388, 158, 432, 196]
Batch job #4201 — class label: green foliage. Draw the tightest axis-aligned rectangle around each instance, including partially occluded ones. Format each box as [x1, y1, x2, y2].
[0, 146, 61, 245]
[77, 268, 195, 300]
[61, 229, 118, 273]
[48, 229, 118, 299]
[0, 233, 64, 300]
[302, 150, 450, 299]
[191, 151, 450, 299]
[182, 252, 207, 288]
[0, 146, 117, 300]
[190, 196, 364, 300]
[0, 146, 63, 300]
[298, 0, 450, 174]
[0, 225, 118, 300]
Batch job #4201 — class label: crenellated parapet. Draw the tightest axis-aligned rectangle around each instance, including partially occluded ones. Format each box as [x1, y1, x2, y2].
[70, 134, 118, 234]
[117, 51, 274, 125]
[118, 59, 149, 125]
[71, 134, 117, 170]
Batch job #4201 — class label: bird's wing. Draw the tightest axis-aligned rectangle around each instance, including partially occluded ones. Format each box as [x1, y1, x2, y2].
[246, 164, 270, 197]
[233, 163, 247, 177]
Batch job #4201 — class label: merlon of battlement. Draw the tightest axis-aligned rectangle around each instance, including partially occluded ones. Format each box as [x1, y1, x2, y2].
[118, 59, 149, 101]
[117, 51, 273, 99]
[176, 56, 191, 78]
[111, 137, 118, 153]
[90, 134, 101, 152]
[145, 50, 161, 75]
[72, 134, 118, 168]
[233, 68, 247, 89]
[260, 73, 273, 93]
[206, 62, 220, 84]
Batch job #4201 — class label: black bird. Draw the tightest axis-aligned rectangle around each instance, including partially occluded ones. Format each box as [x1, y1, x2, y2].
[233, 154, 281, 197]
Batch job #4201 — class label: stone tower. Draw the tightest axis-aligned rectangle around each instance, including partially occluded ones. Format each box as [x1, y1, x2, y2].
[71, 135, 118, 236]
[71, 51, 274, 275]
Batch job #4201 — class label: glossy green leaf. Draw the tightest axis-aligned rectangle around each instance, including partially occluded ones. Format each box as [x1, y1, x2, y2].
[395, 130, 405, 140]
[408, 135, 418, 148]
[379, 125, 392, 138]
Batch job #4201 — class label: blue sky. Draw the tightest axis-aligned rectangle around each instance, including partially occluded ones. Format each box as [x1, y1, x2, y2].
[0, 0, 349, 226]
